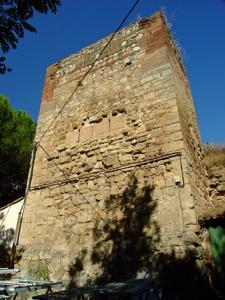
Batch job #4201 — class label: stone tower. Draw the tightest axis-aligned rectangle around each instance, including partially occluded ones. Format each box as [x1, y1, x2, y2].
[19, 12, 209, 283]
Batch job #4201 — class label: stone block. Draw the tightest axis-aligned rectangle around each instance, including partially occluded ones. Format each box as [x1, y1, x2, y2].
[110, 115, 126, 132]
[185, 231, 199, 245]
[93, 118, 110, 137]
[160, 112, 180, 126]
[170, 131, 183, 141]
[43, 198, 54, 207]
[66, 129, 79, 146]
[79, 126, 93, 142]
[119, 153, 132, 163]
[183, 209, 198, 225]
[67, 207, 76, 215]
[113, 208, 124, 221]
[161, 141, 184, 153]
[59, 154, 71, 164]
[110, 184, 119, 196]
[76, 210, 92, 223]
[89, 115, 102, 124]
[56, 144, 67, 152]
[103, 156, 119, 168]
[95, 208, 108, 220]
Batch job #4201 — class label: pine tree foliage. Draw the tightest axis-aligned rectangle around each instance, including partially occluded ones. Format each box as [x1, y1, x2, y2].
[0, 95, 36, 205]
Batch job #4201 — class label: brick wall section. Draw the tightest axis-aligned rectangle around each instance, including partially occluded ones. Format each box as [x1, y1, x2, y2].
[41, 64, 59, 102]
[18, 12, 209, 283]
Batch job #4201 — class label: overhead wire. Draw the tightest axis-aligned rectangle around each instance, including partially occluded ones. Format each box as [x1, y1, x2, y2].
[11, 0, 142, 263]
[23, 0, 142, 227]
[30, 152, 182, 190]
[39, 143, 110, 225]
[35, 0, 142, 225]
[37, 0, 141, 144]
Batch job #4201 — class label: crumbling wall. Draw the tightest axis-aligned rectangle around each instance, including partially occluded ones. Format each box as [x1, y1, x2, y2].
[209, 166, 225, 205]
[199, 164, 225, 226]
[166, 42, 210, 251]
[19, 13, 207, 283]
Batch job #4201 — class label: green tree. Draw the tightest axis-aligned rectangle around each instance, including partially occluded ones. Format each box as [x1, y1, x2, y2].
[0, 95, 36, 205]
[0, 0, 61, 74]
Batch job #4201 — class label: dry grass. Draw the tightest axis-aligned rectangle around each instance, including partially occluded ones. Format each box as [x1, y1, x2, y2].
[204, 143, 225, 169]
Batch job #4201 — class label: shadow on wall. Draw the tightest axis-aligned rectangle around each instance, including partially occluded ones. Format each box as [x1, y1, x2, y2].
[68, 174, 218, 299]
[69, 174, 159, 286]
[91, 174, 159, 284]
[0, 212, 23, 268]
[155, 251, 218, 300]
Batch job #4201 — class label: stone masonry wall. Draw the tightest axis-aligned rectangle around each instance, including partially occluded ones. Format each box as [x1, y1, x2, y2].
[19, 13, 207, 283]
[209, 166, 225, 210]
[167, 45, 209, 249]
[199, 165, 225, 226]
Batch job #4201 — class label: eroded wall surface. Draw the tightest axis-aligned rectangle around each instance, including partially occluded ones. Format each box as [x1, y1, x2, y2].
[19, 13, 206, 283]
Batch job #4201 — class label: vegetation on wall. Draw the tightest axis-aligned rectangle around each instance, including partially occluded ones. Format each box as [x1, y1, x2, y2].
[20, 260, 49, 300]
[0, 95, 36, 206]
[26, 259, 49, 281]
[204, 143, 225, 170]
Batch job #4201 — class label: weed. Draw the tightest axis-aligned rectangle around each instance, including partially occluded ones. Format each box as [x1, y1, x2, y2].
[204, 144, 225, 170]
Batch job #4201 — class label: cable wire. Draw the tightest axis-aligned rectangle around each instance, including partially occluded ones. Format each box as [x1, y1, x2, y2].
[37, 0, 141, 144]
[28, 0, 142, 226]
[39, 143, 109, 225]
[30, 152, 182, 190]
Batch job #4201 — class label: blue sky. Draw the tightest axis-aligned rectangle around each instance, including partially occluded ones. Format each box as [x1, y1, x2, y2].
[0, 0, 224, 144]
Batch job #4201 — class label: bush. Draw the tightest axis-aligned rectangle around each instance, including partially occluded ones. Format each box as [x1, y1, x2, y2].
[204, 144, 225, 169]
